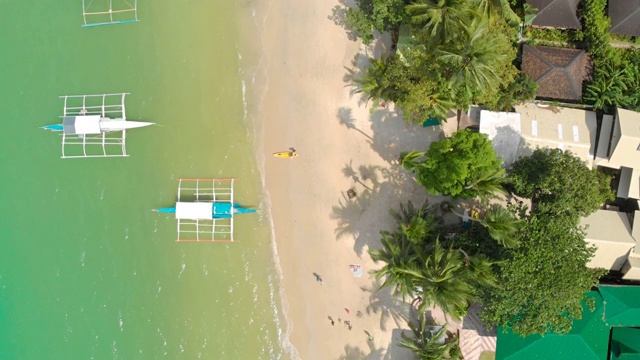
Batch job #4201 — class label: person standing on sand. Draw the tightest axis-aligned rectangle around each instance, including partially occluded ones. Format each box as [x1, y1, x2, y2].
[314, 273, 323, 285]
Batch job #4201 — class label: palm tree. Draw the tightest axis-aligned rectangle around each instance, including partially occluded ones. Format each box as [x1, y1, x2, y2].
[454, 205, 520, 248]
[465, 168, 508, 202]
[437, 18, 506, 95]
[354, 57, 397, 106]
[475, 0, 521, 26]
[406, 0, 476, 43]
[399, 318, 460, 359]
[415, 239, 476, 321]
[370, 202, 438, 300]
[370, 231, 423, 300]
[482, 206, 520, 247]
[399, 151, 426, 171]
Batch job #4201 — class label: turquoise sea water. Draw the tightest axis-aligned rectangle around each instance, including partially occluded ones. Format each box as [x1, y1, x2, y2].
[0, 1, 288, 358]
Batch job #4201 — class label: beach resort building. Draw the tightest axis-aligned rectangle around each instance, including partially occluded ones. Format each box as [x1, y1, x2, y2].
[478, 104, 640, 280]
[596, 109, 640, 199]
[477, 103, 602, 168]
[496, 285, 640, 360]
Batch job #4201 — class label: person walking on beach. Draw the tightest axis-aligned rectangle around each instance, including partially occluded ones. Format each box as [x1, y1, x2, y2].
[313, 273, 323, 285]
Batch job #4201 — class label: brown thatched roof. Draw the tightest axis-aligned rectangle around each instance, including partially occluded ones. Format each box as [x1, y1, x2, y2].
[521, 45, 591, 101]
[609, 0, 640, 36]
[526, 0, 581, 29]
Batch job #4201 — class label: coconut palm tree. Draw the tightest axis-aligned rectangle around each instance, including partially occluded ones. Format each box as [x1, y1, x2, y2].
[465, 168, 508, 202]
[482, 205, 520, 247]
[454, 205, 520, 248]
[354, 57, 397, 106]
[399, 317, 460, 359]
[406, 0, 476, 43]
[414, 239, 476, 321]
[475, 0, 521, 26]
[437, 18, 506, 96]
[399, 151, 426, 172]
[370, 202, 438, 300]
[370, 231, 423, 300]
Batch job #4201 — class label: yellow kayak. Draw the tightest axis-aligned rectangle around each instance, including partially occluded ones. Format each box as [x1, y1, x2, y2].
[273, 151, 299, 159]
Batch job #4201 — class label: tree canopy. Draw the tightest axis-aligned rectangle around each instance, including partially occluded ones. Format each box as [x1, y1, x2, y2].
[509, 148, 614, 219]
[347, 0, 527, 122]
[401, 130, 504, 199]
[369, 201, 499, 321]
[480, 212, 607, 336]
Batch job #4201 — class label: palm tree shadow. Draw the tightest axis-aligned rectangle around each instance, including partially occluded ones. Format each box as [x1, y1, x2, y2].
[362, 280, 411, 332]
[338, 107, 374, 142]
[331, 190, 369, 242]
[342, 160, 379, 191]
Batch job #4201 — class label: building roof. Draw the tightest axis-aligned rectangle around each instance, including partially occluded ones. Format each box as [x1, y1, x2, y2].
[600, 285, 640, 327]
[522, 45, 591, 101]
[526, 0, 582, 29]
[496, 292, 609, 360]
[609, 0, 640, 36]
[596, 109, 640, 171]
[611, 327, 640, 360]
[580, 210, 636, 271]
[479, 103, 597, 168]
[497, 287, 640, 360]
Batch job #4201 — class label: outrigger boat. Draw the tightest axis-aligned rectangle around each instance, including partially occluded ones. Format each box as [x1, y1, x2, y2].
[155, 178, 256, 242]
[43, 93, 153, 158]
[155, 202, 256, 219]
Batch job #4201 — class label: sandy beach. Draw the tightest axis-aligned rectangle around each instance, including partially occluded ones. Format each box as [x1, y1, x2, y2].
[248, 0, 448, 358]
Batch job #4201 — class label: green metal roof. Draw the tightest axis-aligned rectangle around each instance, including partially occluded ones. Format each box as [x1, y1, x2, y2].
[496, 292, 610, 360]
[497, 286, 640, 360]
[611, 327, 640, 360]
[600, 285, 640, 327]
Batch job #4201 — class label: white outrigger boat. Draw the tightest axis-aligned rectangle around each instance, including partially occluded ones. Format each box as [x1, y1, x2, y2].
[43, 93, 153, 158]
[155, 178, 256, 242]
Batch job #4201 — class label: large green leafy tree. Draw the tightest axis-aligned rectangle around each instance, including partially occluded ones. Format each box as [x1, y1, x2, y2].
[401, 130, 504, 199]
[345, 0, 410, 45]
[481, 213, 607, 336]
[509, 148, 614, 219]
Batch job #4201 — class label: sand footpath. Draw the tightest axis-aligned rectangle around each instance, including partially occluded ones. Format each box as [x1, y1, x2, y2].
[251, 0, 446, 358]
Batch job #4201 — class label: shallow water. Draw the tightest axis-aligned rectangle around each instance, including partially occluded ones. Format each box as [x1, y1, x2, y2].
[0, 1, 288, 358]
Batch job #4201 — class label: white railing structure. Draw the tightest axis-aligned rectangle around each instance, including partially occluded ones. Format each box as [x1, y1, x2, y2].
[44, 93, 153, 159]
[82, 0, 139, 28]
[174, 178, 237, 243]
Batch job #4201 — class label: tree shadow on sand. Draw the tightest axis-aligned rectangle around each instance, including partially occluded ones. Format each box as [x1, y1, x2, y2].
[338, 107, 374, 142]
[362, 279, 411, 332]
[336, 343, 386, 360]
[369, 108, 445, 163]
[332, 159, 428, 256]
[328, 0, 359, 42]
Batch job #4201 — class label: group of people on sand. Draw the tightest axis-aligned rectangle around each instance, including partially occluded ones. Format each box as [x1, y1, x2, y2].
[315, 272, 373, 339]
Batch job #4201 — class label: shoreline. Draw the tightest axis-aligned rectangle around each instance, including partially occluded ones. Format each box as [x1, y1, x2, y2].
[239, 0, 447, 358]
